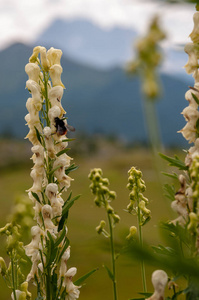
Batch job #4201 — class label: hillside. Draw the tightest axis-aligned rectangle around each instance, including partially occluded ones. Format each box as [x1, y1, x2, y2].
[0, 43, 190, 147]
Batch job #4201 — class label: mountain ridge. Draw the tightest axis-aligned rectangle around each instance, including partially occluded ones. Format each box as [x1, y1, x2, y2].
[0, 42, 190, 147]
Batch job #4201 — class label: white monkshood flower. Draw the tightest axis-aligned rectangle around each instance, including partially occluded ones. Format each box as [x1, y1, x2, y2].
[45, 183, 58, 199]
[49, 64, 65, 87]
[47, 47, 63, 66]
[40, 46, 49, 71]
[29, 46, 41, 63]
[179, 122, 198, 144]
[171, 200, 188, 225]
[26, 252, 41, 282]
[31, 145, 44, 167]
[43, 126, 56, 158]
[146, 270, 168, 300]
[185, 88, 199, 109]
[25, 123, 43, 145]
[62, 267, 80, 299]
[25, 226, 42, 257]
[65, 280, 80, 300]
[59, 246, 71, 281]
[190, 12, 199, 43]
[25, 63, 40, 83]
[184, 43, 199, 74]
[45, 183, 63, 218]
[26, 80, 41, 103]
[26, 98, 40, 125]
[49, 86, 66, 115]
[185, 138, 199, 166]
[11, 290, 26, 300]
[42, 205, 57, 235]
[28, 167, 44, 192]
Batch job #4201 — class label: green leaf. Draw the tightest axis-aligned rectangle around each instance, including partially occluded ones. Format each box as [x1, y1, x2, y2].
[52, 270, 58, 299]
[74, 268, 98, 286]
[103, 264, 114, 281]
[55, 138, 75, 144]
[54, 226, 67, 248]
[45, 231, 57, 268]
[191, 92, 199, 105]
[48, 165, 62, 176]
[34, 126, 42, 145]
[141, 216, 151, 226]
[159, 153, 188, 170]
[58, 193, 80, 231]
[196, 119, 199, 135]
[65, 164, 79, 175]
[151, 244, 176, 256]
[56, 148, 70, 157]
[62, 194, 81, 215]
[31, 192, 41, 204]
[162, 172, 178, 180]
[163, 183, 176, 201]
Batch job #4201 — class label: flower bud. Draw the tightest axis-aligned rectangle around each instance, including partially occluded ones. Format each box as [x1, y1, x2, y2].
[96, 220, 106, 234]
[187, 212, 198, 232]
[126, 226, 137, 240]
[0, 257, 7, 275]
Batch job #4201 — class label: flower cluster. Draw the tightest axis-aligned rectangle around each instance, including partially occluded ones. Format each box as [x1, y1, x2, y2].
[24, 46, 79, 299]
[127, 16, 165, 99]
[88, 168, 119, 229]
[0, 223, 31, 300]
[126, 167, 151, 228]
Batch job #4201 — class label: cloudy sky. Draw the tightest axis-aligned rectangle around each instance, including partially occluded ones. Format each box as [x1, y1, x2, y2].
[0, 0, 196, 50]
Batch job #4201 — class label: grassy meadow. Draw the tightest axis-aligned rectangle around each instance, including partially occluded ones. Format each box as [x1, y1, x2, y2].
[0, 137, 183, 299]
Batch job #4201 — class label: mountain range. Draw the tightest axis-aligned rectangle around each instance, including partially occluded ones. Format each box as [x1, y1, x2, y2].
[36, 18, 137, 69]
[0, 41, 191, 147]
[36, 17, 190, 81]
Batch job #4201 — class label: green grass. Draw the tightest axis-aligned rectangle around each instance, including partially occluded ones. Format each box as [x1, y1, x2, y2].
[0, 140, 182, 300]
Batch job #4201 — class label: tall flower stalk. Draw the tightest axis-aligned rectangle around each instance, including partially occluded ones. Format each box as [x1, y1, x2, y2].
[128, 16, 166, 153]
[126, 167, 151, 293]
[88, 168, 119, 300]
[24, 46, 80, 300]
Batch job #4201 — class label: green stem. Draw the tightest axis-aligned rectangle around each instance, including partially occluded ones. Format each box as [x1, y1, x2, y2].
[46, 269, 51, 300]
[137, 204, 147, 293]
[107, 212, 118, 300]
[11, 255, 17, 300]
[143, 98, 162, 153]
[43, 71, 50, 127]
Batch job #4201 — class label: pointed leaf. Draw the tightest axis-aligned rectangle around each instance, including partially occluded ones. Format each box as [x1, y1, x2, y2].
[74, 268, 98, 286]
[162, 172, 178, 180]
[56, 148, 70, 157]
[103, 264, 114, 281]
[54, 226, 67, 248]
[191, 93, 199, 105]
[34, 126, 42, 144]
[159, 153, 188, 170]
[65, 164, 79, 175]
[163, 183, 176, 201]
[31, 192, 41, 204]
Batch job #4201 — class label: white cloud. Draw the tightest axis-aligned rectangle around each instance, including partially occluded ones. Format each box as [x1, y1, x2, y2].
[0, 0, 196, 49]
